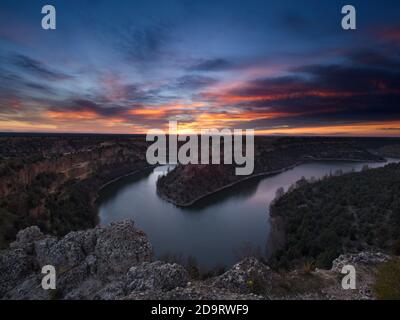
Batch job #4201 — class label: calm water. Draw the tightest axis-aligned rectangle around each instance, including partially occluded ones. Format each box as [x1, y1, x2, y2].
[98, 159, 397, 271]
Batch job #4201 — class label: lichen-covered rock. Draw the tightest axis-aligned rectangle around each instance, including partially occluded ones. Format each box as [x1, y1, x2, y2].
[94, 221, 153, 278]
[34, 235, 85, 272]
[62, 229, 99, 255]
[331, 252, 391, 273]
[125, 283, 264, 300]
[0, 248, 35, 296]
[212, 257, 281, 295]
[0, 220, 153, 299]
[1, 222, 395, 301]
[3, 274, 50, 300]
[10, 226, 45, 254]
[93, 281, 126, 300]
[57, 263, 90, 294]
[63, 279, 103, 300]
[127, 261, 189, 292]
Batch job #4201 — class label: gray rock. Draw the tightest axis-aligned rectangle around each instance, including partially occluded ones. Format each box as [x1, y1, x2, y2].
[94, 221, 153, 278]
[57, 262, 90, 295]
[10, 226, 45, 254]
[0, 248, 34, 297]
[212, 257, 281, 295]
[85, 254, 98, 275]
[5, 222, 392, 301]
[127, 261, 188, 292]
[64, 279, 103, 300]
[35, 235, 85, 272]
[93, 281, 126, 300]
[62, 229, 99, 255]
[3, 274, 50, 300]
[125, 283, 264, 300]
[0, 221, 154, 299]
[331, 252, 391, 272]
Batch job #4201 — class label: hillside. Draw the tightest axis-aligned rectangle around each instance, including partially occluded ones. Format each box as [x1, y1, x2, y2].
[270, 163, 400, 269]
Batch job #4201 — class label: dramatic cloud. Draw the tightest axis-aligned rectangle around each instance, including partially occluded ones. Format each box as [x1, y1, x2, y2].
[11, 54, 72, 81]
[173, 75, 217, 90]
[111, 22, 174, 62]
[196, 48, 400, 131]
[49, 99, 129, 117]
[0, 0, 399, 135]
[188, 58, 234, 72]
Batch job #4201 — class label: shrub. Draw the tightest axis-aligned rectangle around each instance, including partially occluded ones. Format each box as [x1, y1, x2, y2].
[374, 258, 400, 300]
[302, 261, 315, 274]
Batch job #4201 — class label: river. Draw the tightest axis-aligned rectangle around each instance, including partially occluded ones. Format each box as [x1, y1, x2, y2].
[98, 159, 398, 271]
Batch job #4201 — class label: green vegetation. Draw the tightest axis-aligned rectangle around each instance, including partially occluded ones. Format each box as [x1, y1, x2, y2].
[40, 180, 97, 236]
[374, 258, 400, 300]
[0, 203, 16, 249]
[270, 163, 400, 269]
[0, 174, 103, 244]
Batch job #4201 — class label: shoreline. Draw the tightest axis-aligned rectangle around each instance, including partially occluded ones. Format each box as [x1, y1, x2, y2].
[97, 165, 157, 192]
[157, 157, 387, 207]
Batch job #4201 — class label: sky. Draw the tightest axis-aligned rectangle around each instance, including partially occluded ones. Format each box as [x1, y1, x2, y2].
[0, 0, 399, 136]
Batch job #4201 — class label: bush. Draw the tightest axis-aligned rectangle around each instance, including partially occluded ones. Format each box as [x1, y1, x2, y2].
[374, 258, 400, 300]
[302, 261, 315, 274]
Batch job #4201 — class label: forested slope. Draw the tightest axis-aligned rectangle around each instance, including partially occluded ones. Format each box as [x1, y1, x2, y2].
[270, 163, 400, 269]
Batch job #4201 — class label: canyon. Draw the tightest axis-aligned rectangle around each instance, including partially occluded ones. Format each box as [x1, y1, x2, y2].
[1, 134, 400, 299]
[1, 134, 400, 249]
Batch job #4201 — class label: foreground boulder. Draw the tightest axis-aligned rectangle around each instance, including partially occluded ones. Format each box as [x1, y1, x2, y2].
[127, 261, 189, 292]
[0, 220, 153, 299]
[212, 257, 283, 296]
[331, 252, 391, 273]
[0, 249, 35, 297]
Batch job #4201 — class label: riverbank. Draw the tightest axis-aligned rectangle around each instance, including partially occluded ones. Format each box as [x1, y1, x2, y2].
[97, 165, 156, 192]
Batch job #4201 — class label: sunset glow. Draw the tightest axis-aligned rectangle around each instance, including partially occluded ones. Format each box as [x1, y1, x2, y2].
[0, 1, 399, 136]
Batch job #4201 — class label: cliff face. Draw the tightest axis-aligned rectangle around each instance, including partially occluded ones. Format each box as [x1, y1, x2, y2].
[0, 141, 148, 197]
[0, 137, 150, 247]
[0, 221, 393, 300]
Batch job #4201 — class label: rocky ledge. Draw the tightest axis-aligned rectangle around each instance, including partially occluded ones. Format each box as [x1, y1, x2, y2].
[0, 220, 393, 300]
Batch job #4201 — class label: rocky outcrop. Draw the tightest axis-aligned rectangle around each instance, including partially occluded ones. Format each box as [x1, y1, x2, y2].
[126, 261, 189, 292]
[331, 252, 391, 272]
[0, 220, 153, 299]
[212, 258, 282, 296]
[0, 221, 395, 300]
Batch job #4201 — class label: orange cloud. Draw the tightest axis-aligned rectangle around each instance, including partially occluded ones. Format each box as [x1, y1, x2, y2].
[46, 110, 99, 121]
[256, 121, 400, 136]
[129, 109, 166, 117]
[202, 89, 355, 106]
